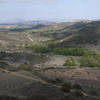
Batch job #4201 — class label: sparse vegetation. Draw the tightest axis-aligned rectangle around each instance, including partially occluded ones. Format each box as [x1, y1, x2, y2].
[17, 64, 33, 71]
[63, 57, 76, 67]
[53, 48, 95, 56]
[79, 55, 100, 67]
[26, 43, 49, 53]
[46, 78, 63, 84]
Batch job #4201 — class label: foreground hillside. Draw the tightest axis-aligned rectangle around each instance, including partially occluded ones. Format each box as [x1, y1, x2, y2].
[0, 52, 100, 100]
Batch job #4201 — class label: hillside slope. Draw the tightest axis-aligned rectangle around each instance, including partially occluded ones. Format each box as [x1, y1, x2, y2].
[45, 21, 100, 50]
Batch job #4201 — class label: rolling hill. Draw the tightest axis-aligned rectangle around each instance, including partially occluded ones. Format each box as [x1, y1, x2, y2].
[57, 21, 100, 47]
[34, 20, 100, 50]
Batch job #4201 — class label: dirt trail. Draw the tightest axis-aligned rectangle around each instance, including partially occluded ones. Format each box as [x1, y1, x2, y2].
[0, 68, 47, 84]
[25, 33, 34, 42]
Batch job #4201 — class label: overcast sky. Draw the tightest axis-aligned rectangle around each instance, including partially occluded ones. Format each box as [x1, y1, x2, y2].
[0, 0, 100, 23]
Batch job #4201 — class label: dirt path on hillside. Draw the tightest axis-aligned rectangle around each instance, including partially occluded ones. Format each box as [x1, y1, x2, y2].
[0, 67, 100, 99]
[0, 68, 48, 85]
[26, 33, 34, 42]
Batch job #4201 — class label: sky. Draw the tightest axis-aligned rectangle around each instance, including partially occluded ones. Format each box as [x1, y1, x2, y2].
[0, 0, 100, 23]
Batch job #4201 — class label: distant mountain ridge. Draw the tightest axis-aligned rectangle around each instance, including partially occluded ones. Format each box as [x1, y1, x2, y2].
[0, 20, 55, 26]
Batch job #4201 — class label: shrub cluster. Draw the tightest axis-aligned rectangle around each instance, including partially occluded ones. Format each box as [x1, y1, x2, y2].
[80, 55, 100, 67]
[63, 57, 76, 67]
[17, 64, 33, 71]
[26, 43, 49, 53]
[53, 48, 95, 56]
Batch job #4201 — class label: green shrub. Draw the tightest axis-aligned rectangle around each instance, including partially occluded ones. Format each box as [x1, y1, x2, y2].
[63, 57, 76, 67]
[79, 55, 100, 67]
[26, 43, 49, 53]
[43, 31, 54, 35]
[17, 64, 33, 71]
[53, 48, 95, 56]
